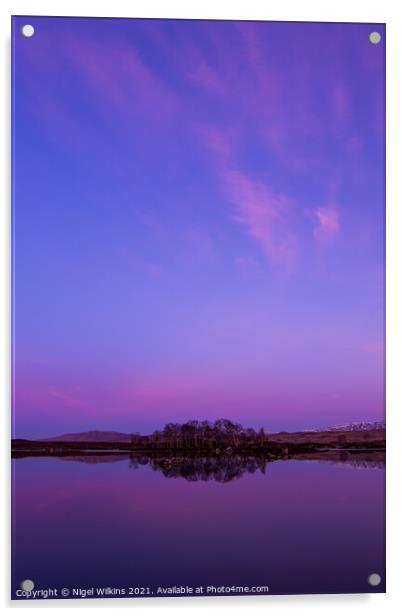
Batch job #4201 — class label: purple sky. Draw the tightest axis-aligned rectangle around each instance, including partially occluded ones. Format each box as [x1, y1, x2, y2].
[12, 17, 385, 438]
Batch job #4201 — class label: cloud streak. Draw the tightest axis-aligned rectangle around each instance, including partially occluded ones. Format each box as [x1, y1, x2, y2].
[200, 126, 297, 269]
[68, 38, 181, 126]
[314, 206, 340, 241]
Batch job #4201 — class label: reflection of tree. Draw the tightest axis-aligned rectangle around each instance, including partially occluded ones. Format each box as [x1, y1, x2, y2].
[125, 450, 385, 481]
[55, 450, 384, 476]
[128, 453, 269, 482]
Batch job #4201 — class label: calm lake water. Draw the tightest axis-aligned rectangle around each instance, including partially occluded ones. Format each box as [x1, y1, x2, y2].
[12, 455, 385, 599]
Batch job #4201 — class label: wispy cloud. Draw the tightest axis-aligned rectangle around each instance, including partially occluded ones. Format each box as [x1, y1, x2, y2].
[19, 28, 181, 151]
[186, 44, 226, 95]
[200, 125, 297, 269]
[68, 38, 180, 125]
[313, 206, 340, 241]
[223, 168, 297, 269]
[47, 386, 84, 409]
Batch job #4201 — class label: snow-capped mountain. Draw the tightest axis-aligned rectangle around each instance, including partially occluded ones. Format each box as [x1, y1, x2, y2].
[325, 421, 385, 432]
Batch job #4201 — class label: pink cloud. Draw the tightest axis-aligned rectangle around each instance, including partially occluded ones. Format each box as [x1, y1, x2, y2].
[223, 169, 297, 269]
[314, 206, 340, 241]
[68, 38, 180, 125]
[198, 124, 236, 164]
[142, 25, 227, 99]
[200, 125, 297, 269]
[191, 61, 223, 93]
[187, 51, 225, 95]
[17, 29, 181, 173]
[235, 23, 286, 153]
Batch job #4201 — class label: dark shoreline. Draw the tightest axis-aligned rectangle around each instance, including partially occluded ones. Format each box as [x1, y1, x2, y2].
[11, 428, 386, 459]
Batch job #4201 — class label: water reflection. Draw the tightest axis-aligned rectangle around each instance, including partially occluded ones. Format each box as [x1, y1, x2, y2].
[58, 450, 385, 480]
[12, 454, 386, 596]
[130, 453, 270, 482]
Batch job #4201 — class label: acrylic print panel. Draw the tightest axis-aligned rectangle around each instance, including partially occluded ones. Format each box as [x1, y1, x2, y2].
[11, 16, 385, 600]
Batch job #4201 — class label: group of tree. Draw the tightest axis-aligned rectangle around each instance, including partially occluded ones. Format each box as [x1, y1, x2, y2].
[130, 419, 267, 451]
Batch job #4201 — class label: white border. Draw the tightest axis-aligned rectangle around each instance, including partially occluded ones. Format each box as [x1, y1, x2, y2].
[1, 1, 401, 614]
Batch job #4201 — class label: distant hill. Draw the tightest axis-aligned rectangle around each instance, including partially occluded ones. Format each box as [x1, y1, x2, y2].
[43, 430, 132, 442]
[38, 421, 386, 443]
